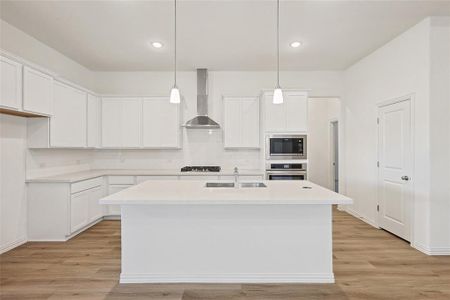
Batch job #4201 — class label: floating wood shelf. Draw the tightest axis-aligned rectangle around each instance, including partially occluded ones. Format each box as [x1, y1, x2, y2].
[0, 108, 48, 118]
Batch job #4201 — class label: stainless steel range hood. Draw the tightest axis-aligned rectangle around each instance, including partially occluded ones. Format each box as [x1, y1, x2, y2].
[184, 69, 220, 129]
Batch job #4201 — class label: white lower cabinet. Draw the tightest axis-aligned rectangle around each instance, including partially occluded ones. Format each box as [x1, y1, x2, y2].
[27, 177, 105, 241]
[107, 185, 131, 216]
[70, 189, 90, 233]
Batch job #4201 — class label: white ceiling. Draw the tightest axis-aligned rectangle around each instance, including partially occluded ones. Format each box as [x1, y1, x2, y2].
[1, 0, 449, 71]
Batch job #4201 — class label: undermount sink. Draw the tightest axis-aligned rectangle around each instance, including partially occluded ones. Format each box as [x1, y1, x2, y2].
[205, 182, 267, 188]
[205, 182, 235, 188]
[239, 182, 267, 188]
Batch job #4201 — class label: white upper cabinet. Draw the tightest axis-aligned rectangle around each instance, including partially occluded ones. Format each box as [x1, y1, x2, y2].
[87, 94, 100, 148]
[142, 97, 180, 148]
[223, 97, 260, 149]
[101, 97, 141, 148]
[264, 91, 308, 133]
[23, 66, 53, 115]
[51, 82, 87, 147]
[0, 56, 22, 110]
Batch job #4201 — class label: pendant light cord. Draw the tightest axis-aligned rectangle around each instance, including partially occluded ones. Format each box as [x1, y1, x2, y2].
[174, 0, 177, 87]
[276, 0, 280, 88]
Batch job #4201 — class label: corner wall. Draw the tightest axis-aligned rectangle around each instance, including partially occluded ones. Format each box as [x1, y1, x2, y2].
[342, 17, 450, 254]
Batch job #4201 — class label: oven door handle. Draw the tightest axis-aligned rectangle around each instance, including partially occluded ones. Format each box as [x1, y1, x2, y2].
[265, 170, 307, 175]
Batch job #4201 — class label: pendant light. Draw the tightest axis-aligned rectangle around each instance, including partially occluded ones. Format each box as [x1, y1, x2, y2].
[170, 0, 180, 103]
[273, 0, 283, 104]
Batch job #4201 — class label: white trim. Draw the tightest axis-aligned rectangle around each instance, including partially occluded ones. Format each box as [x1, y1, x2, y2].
[0, 238, 27, 254]
[120, 273, 335, 284]
[103, 215, 121, 220]
[412, 243, 450, 256]
[342, 206, 380, 229]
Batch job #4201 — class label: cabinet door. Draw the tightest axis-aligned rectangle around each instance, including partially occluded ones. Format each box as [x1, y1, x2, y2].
[88, 186, 104, 223]
[102, 98, 141, 148]
[70, 190, 89, 233]
[223, 98, 241, 148]
[0, 56, 22, 110]
[285, 93, 308, 132]
[264, 94, 285, 132]
[23, 66, 53, 115]
[240, 98, 260, 148]
[87, 94, 100, 148]
[121, 99, 141, 147]
[101, 98, 122, 147]
[142, 97, 180, 148]
[51, 82, 87, 147]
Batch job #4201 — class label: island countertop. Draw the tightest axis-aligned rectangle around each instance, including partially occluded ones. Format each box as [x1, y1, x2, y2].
[99, 180, 352, 205]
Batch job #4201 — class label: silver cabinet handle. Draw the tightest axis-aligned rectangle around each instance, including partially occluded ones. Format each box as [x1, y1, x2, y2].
[401, 176, 409, 181]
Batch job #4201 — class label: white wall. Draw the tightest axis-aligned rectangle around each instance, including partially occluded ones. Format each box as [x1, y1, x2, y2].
[91, 71, 344, 170]
[0, 20, 95, 90]
[342, 17, 450, 253]
[307, 98, 340, 189]
[429, 17, 450, 252]
[0, 115, 27, 253]
[1, 19, 97, 178]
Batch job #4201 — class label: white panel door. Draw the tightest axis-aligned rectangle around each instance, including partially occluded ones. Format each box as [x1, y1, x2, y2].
[23, 66, 53, 115]
[0, 56, 22, 110]
[87, 94, 100, 148]
[70, 190, 90, 233]
[240, 97, 260, 148]
[223, 98, 241, 148]
[378, 99, 412, 241]
[142, 97, 180, 148]
[285, 93, 308, 132]
[264, 94, 285, 132]
[51, 82, 87, 147]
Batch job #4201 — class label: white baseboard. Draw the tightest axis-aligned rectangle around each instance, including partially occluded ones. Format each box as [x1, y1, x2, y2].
[0, 238, 27, 254]
[103, 215, 121, 220]
[341, 207, 380, 229]
[413, 243, 450, 256]
[120, 273, 335, 284]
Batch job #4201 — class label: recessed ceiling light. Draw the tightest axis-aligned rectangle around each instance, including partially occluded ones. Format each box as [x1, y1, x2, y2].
[151, 42, 163, 48]
[290, 41, 302, 48]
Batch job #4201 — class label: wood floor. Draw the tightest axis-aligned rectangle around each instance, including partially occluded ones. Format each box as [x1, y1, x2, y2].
[1, 209, 450, 300]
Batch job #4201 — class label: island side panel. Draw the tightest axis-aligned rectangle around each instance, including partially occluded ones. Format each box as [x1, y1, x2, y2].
[120, 204, 333, 283]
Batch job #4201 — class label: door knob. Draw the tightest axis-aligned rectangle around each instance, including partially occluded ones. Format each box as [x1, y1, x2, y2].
[401, 176, 409, 181]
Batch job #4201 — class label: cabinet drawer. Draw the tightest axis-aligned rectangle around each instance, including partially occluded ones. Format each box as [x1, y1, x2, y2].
[136, 175, 178, 184]
[71, 177, 103, 194]
[108, 176, 135, 185]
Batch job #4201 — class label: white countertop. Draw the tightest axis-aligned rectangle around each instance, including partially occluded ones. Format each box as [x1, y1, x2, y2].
[99, 180, 352, 205]
[26, 169, 265, 183]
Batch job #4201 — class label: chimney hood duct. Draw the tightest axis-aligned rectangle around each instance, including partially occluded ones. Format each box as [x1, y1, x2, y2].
[184, 69, 220, 129]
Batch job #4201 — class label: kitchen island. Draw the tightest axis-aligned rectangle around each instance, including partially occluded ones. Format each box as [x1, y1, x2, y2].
[100, 180, 352, 284]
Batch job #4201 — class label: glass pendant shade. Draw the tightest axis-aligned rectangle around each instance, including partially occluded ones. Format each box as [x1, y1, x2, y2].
[170, 86, 180, 103]
[273, 87, 284, 104]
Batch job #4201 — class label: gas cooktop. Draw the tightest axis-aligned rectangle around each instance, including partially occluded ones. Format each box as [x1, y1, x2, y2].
[180, 166, 221, 172]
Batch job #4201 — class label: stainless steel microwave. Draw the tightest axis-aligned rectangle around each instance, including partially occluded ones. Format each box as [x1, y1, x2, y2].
[266, 134, 307, 160]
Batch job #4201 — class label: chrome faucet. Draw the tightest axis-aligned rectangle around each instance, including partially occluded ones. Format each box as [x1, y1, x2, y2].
[234, 167, 239, 187]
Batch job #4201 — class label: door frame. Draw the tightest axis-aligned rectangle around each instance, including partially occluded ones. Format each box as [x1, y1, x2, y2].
[329, 118, 339, 192]
[376, 93, 415, 243]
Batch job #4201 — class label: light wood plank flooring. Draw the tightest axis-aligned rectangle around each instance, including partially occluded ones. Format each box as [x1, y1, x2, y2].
[1, 209, 449, 299]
